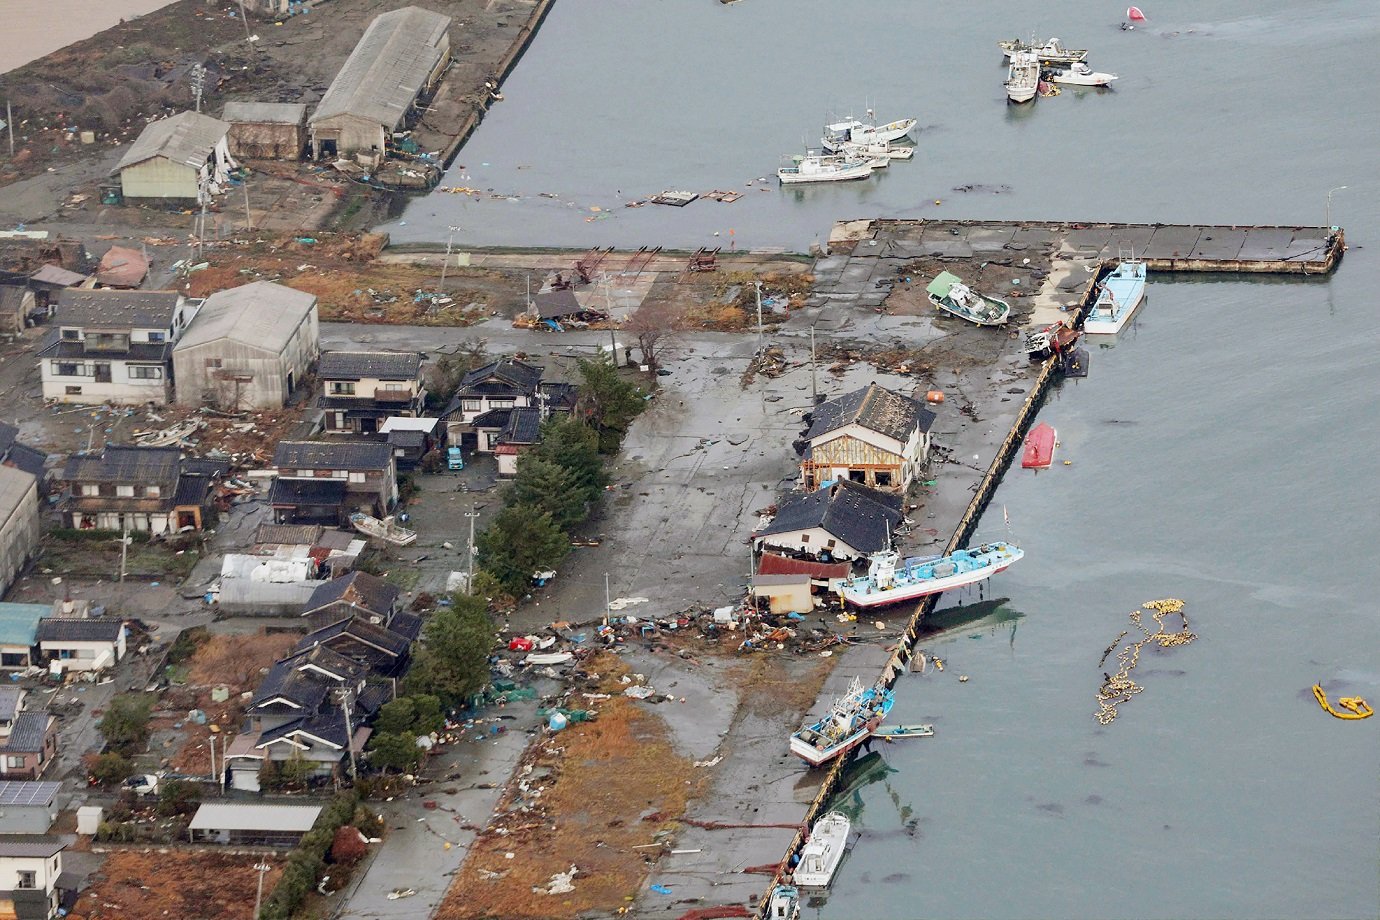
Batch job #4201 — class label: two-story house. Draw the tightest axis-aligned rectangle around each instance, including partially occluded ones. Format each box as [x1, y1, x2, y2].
[269, 441, 398, 525]
[59, 445, 226, 533]
[38, 290, 199, 404]
[0, 838, 68, 920]
[316, 351, 425, 435]
[0, 711, 57, 780]
[300, 571, 400, 631]
[799, 383, 937, 493]
[439, 357, 577, 452]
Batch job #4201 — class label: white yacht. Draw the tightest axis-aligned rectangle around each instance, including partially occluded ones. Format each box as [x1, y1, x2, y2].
[1050, 62, 1118, 86]
[793, 811, 851, 888]
[1005, 50, 1040, 103]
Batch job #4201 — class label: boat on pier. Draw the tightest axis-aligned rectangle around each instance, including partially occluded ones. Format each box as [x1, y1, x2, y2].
[927, 271, 1011, 325]
[840, 543, 1024, 608]
[790, 676, 894, 767]
[999, 37, 1088, 64]
[1022, 421, 1057, 469]
[793, 811, 851, 888]
[1084, 255, 1147, 334]
[767, 884, 800, 920]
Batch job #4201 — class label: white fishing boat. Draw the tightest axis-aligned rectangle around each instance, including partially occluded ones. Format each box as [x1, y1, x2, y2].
[821, 110, 917, 151]
[926, 271, 1011, 325]
[1084, 253, 1148, 334]
[766, 884, 800, 920]
[840, 543, 1024, 608]
[1049, 62, 1118, 86]
[778, 152, 873, 185]
[789, 677, 894, 767]
[999, 37, 1088, 64]
[1005, 51, 1040, 103]
[349, 512, 417, 546]
[794, 812, 851, 888]
[837, 141, 915, 165]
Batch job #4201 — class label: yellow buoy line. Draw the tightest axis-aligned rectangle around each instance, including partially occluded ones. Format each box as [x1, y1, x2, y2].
[1095, 598, 1196, 725]
[1312, 684, 1374, 720]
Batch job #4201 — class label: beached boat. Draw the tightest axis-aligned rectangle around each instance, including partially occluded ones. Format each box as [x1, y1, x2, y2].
[778, 152, 873, 184]
[789, 676, 894, 767]
[350, 512, 417, 546]
[872, 723, 935, 740]
[926, 271, 1011, 325]
[1022, 421, 1057, 469]
[841, 543, 1024, 608]
[1049, 62, 1118, 86]
[821, 111, 917, 152]
[1005, 51, 1040, 103]
[1084, 256, 1147, 334]
[999, 37, 1088, 64]
[766, 884, 801, 920]
[1024, 320, 1081, 360]
[794, 812, 851, 888]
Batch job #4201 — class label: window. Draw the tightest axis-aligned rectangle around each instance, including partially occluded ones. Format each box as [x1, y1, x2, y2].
[461, 399, 481, 412]
[330, 382, 356, 395]
[205, 358, 222, 369]
[16, 869, 35, 889]
[81, 484, 99, 497]
[331, 470, 348, 479]
[116, 485, 135, 497]
[61, 328, 80, 341]
[53, 361, 84, 377]
[848, 470, 866, 483]
[129, 365, 163, 380]
[333, 412, 346, 429]
[485, 432, 501, 450]
[65, 386, 82, 396]
[147, 331, 166, 343]
[801, 534, 811, 543]
[348, 472, 366, 484]
[145, 485, 161, 498]
[490, 398, 515, 409]
[827, 539, 837, 549]
[874, 471, 893, 487]
[6, 755, 24, 768]
[395, 449, 406, 458]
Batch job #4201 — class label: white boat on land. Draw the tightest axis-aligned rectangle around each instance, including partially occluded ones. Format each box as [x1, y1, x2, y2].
[926, 271, 1011, 325]
[999, 37, 1088, 64]
[840, 543, 1025, 608]
[778, 152, 873, 184]
[1005, 51, 1040, 103]
[350, 512, 417, 546]
[1049, 62, 1118, 86]
[789, 676, 894, 767]
[794, 811, 851, 888]
[1084, 254, 1148, 334]
[821, 110, 917, 151]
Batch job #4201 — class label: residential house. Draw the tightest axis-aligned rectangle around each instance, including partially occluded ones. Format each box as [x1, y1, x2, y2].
[494, 407, 542, 478]
[308, 7, 452, 160]
[0, 689, 27, 739]
[439, 357, 575, 452]
[0, 423, 47, 481]
[0, 712, 57, 779]
[113, 111, 233, 202]
[317, 351, 424, 435]
[223, 103, 308, 160]
[799, 383, 936, 493]
[0, 467, 40, 601]
[35, 619, 127, 673]
[188, 803, 322, 847]
[0, 287, 35, 336]
[269, 441, 398, 525]
[294, 608, 422, 679]
[0, 781, 61, 835]
[59, 445, 225, 533]
[0, 237, 91, 319]
[172, 281, 320, 410]
[24, 265, 89, 316]
[378, 417, 443, 471]
[300, 571, 400, 632]
[0, 607, 45, 670]
[39, 290, 200, 405]
[0, 838, 68, 920]
[753, 480, 903, 563]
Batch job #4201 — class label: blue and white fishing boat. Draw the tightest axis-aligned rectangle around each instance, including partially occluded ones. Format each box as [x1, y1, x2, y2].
[767, 883, 801, 920]
[840, 542, 1024, 609]
[1084, 254, 1147, 334]
[790, 676, 894, 767]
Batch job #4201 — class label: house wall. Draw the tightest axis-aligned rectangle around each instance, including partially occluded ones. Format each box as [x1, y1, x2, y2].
[227, 122, 305, 160]
[119, 157, 202, 200]
[0, 289, 35, 335]
[0, 804, 57, 835]
[311, 114, 386, 159]
[755, 527, 863, 562]
[66, 510, 173, 534]
[0, 644, 33, 669]
[802, 423, 928, 492]
[41, 358, 170, 405]
[39, 633, 125, 671]
[0, 474, 40, 599]
[0, 851, 60, 920]
[321, 375, 421, 400]
[173, 312, 319, 409]
[751, 581, 813, 615]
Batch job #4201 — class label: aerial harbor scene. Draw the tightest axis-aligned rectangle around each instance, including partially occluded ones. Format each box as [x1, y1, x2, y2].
[0, 0, 1372, 918]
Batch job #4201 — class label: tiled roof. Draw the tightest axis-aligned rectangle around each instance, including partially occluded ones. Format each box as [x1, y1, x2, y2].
[3, 711, 52, 753]
[469, 408, 511, 430]
[252, 661, 329, 713]
[277, 643, 366, 682]
[0, 687, 24, 722]
[36, 618, 123, 643]
[274, 440, 392, 471]
[304, 571, 399, 618]
[806, 383, 935, 444]
[0, 838, 64, 858]
[253, 523, 325, 546]
[62, 445, 179, 485]
[268, 477, 348, 507]
[756, 481, 903, 556]
[297, 616, 411, 661]
[458, 357, 543, 397]
[499, 406, 543, 445]
[54, 289, 181, 330]
[318, 350, 421, 381]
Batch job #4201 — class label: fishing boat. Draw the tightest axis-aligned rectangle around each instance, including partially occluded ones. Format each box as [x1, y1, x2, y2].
[1024, 320, 1081, 359]
[836, 141, 915, 166]
[840, 543, 1024, 608]
[821, 111, 918, 151]
[794, 812, 851, 888]
[766, 884, 801, 920]
[999, 37, 1088, 64]
[349, 512, 417, 546]
[1005, 51, 1040, 103]
[1049, 62, 1118, 86]
[1084, 255, 1148, 334]
[872, 723, 935, 740]
[926, 271, 1011, 325]
[789, 676, 894, 767]
[1021, 421, 1057, 469]
[778, 152, 874, 185]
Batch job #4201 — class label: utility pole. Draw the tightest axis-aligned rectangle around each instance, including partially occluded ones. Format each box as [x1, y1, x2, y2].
[604, 572, 611, 626]
[337, 687, 357, 780]
[119, 515, 129, 583]
[252, 862, 271, 919]
[207, 733, 217, 789]
[7, 100, 15, 156]
[754, 281, 764, 355]
[810, 323, 818, 404]
[189, 64, 205, 114]
[464, 504, 479, 594]
[242, 179, 252, 234]
[236, 0, 255, 48]
[440, 225, 460, 289]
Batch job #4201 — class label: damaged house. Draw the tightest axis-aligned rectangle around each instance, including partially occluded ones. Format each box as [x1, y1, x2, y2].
[59, 446, 226, 533]
[799, 383, 936, 493]
[439, 357, 575, 453]
[113, 111, 235, 202]
[223, 102, 308, 161]
[753, 479, 904, 563]
[269, 441, 398, 526]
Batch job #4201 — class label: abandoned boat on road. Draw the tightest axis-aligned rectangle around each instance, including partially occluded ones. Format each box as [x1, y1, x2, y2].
[841, 543, 1024, 608]
[927, 271, 1011, 325]
[793, 811, 851, 888]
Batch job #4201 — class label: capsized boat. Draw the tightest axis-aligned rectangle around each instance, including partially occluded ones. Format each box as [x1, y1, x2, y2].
[778, 151, 873, 184]
[927, 271, 1011, 325]
[766, 884, 801, 920]
[789, 676, 894, 767]
[1049, 62, 1118, 86]
[821, 111, 917, 151]
[794, 811, 851, 888]
[1024, 320, 1081, 359]
[999, 37, 1088, 64]
[841, 543, 1024, 608]
[1022, 421, 1057, 470]
[1084, 256, 1147, 334]
[1005, 50, 1040, 103]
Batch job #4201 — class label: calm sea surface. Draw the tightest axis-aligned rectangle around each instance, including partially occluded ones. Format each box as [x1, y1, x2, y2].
[390, 2, 1380, 918]
[0, 0, 178, 73]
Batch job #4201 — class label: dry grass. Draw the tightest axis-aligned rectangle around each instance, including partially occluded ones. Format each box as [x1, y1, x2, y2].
[436, 654, 699, 920]
[68, 850, 281, 920]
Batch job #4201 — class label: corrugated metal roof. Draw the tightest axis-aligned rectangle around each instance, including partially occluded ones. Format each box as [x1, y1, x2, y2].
[174, 281, 317, 354]
[310, 6, 450, 130]
[115, 111, 230, 173]
[223, 102, 308, 125]
[0, 603, 47, 649]
[0, 781, 61, 807]
[188, 803, 322, 833]
[0, 464, 37, 527]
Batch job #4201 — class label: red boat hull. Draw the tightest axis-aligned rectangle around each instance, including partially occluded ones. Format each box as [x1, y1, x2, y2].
[1022, 422, 1056, 469]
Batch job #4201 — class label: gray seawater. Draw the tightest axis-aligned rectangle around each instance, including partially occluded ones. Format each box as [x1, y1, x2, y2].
[383, 1, 1380, 917]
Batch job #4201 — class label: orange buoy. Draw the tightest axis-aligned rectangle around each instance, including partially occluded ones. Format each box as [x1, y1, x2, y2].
[926, 390, 945, 404]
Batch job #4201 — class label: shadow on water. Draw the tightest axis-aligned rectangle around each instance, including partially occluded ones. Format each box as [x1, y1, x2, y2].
[921, 596, 1024, 645]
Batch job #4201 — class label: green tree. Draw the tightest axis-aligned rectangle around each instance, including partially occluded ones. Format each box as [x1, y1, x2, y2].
[156, 779, 202, 817]
[503, 455, 588, 531]
[532, 416, 607, 499]
[476, 505, 570, 596]
[575, 357, 646, 452]
[410, 694, 445, 734]
[279, 750, 313, 789]
[89, 751, 134, 787]
[368, 732, 422, 774]
[373, 698, 417, 736]
[98, 693, 155, 753]
[403, 594, 494, 706]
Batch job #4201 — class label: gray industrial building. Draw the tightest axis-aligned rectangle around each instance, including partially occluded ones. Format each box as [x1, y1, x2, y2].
[0, 467, 39, 602]
[308, 7, 451, 160]
[171, 282, 319, 410]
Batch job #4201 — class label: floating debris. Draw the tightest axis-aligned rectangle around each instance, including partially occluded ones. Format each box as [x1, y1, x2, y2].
[1094, 598, 1196, 725]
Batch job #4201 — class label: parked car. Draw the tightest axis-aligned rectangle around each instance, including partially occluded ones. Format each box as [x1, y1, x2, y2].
[123, 774, 159, 796]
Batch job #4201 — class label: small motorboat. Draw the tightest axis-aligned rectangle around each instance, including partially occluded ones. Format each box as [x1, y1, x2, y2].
[927, 271, 1011, 325]
[999, 37, 1088, 64]
[871, 723, 935, 740]
[794, 812, 851, 888]
[1022, 421, 1057, 470]
[766, 884, 800, 920]
[1084, 254, 1148, 334]
[778, 151, 874, 184]
[1049, 62, 1118, 86]
[1005, 51, 1040, 103]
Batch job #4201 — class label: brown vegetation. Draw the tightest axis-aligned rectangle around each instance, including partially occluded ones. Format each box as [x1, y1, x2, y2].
[68, 850, 281, 920]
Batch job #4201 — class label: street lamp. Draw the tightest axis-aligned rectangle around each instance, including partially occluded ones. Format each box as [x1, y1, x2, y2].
[1326, 186, 1347, 230]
